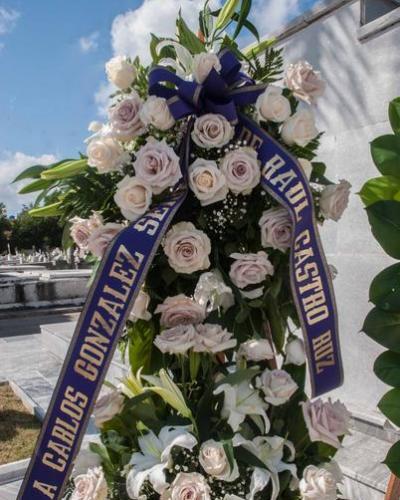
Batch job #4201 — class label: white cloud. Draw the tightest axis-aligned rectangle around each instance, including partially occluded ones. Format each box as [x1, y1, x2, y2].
[111, 0, 220, 64]
[0, 6, 19, 35]
[94, 81, 114, 117]
[0, 152, 57, 215]
[250, 0, 301, 35]
[79, 31, 99, 53]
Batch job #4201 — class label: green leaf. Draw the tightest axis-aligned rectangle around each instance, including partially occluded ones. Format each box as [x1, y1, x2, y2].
[215, 0, 240, 30]
[128, 319, 155, 374]
[384, 441, 400, 476]
[18, 178, 55, 194]
[216, 368, 260, 387]
[359, 176, 400, 207]
[370, 263, 400, 312]
[378, 388, 400, 426]
[389, 97, 400, 135]
[61, 222, 74, 250]
[12, 164, 47, 183]
[371, 135, 400, 177]
[28, 202, 62, 218]
[374, 351, 400, 387]
[366, 201, 400, 258]
[176, 13, 204, 54]
[232, 0, 253, 39]
[189, 351, 201, 381]
[236, 446, 267, 469]
[362, 307, 400, 352]
[222, 440, 236, 474]
[41, 159, 88, 180]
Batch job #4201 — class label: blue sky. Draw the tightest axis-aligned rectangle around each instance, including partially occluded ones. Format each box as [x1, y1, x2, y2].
[0, 0, 319, 214]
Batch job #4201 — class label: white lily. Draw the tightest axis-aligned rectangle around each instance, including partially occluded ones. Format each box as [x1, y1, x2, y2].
[233, 434, 297, 500]
[121, 367, 146, 398]
[156, 40, 194, 78]
[214, 381, 270, 433]
[126, 426, 197, 499]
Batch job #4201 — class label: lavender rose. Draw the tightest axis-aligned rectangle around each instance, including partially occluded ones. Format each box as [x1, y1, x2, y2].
[285, 60, 326, 104]
[140, 95, 175, 131]
[166, 472, 211, 500]
[134, 138, 182, 195]
[114, 175, 152, 221]
[301, 398, 351, 448]
[87, 136, 128, 174]
[154, 324, 197, 355]
[256, 86, 291, 123]
[238, 339, 275, 362]
[188, 158, 228, 206]
[71, 467, 108, 500]
[192, 113, 234, 149]
[70, 212, 103, 250]
[163, 222, 211, 274]
[194, 324, 237, 354]
[281, 109, 319, 147]
[93, 390, 124, 428]
[105, 55, 136, 90]
[256, 369, 298, 405]
[87, 223, 124, 258]
[220, 148, 261, 195]
[193, 52, 222, 83]
[109, 92, 145, 141]
[155, 294, 206, 327]
[320, 179, 351, 221]
[229, 252, 274, 289]
[258, 207, 292, 251]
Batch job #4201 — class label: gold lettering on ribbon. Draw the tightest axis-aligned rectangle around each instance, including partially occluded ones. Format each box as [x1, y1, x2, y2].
[33, 481, 57, 499]
[312, 331, 335, 374]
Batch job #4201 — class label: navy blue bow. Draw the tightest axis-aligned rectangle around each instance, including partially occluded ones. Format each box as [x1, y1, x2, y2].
[148, 49, 267, 124]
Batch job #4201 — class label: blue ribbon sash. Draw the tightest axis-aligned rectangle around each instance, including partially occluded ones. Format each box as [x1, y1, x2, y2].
[19, 50, 343, 499]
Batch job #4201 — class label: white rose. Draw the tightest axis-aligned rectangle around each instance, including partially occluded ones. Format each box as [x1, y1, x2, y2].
[105, 55, 137, 89]
[87, 223, 124, 259]
[256, 369, 298, 405]
[298, 158, 313, 179]
[299, 464, 340, 500]
[285, 338, 306, 365]
[71, 467, 108, 500]
[155, 294, 206, 327]
[238, 339, 275, 362]
[93, 389, 124, 428]
[229, 252, 274, 289]
[320, 180, 351, 222]
[258, 207, 292, 251]
[194, 323, 237, 354]
[154, 324, 197, 355]
[130, 290, 152, 322]
[134, 138, 182, 195]
[220, 148, 260, 195]
[256, 86, 291, 123]
[168, 472, 211, 500]
[87, 136, 128, 174]
[189, 158, 228, 206]
[192, 113, 234, 149]
[199, 440, 239, 481]
[193, 52, 222, 83]
[114, 176, 152, 221]
[281, 109, 319, 147]
[194, 270, 234, 313]
[163, 222, 211, 274]
[285, 60, 326, 104]
[140, 96, 175, 131]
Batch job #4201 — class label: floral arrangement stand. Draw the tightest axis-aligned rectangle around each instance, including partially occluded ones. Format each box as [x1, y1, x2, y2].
[15, 1, 353, 499]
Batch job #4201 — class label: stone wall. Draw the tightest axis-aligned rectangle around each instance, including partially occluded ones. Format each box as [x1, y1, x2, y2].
[274, 0, 400, 421]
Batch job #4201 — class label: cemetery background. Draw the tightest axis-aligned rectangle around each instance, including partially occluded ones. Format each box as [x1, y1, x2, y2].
[0, 0, 400, 499]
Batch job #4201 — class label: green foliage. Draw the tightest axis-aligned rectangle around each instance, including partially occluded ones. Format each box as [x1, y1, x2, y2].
[384, 441, 400, 476]
[248, 45, 284, 84]
[374, 351, 400, 387]
[362, 308, 400, 352]
[127, 319, 156, 374]
[176, 13, 205, 54]
[359, 176, 400, 206]
[389, 97, 400, 135]
[370, 263, 400, 312]
[215, 0, 241, 30]
[366, 200, 400, 259]
[370, 135, 400, 177]
[378, 388, 400, 427]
